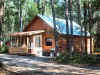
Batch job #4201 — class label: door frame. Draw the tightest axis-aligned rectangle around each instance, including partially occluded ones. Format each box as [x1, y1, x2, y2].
[33, 35, 42, 56]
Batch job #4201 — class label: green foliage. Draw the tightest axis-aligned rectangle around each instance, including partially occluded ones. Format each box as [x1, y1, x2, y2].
[0, 1, 4, 7]
[94, 48, 100, 52]
[95, 33, 100, 47]
[1, 46, 8, 53]
[3, 0, 38, 33]
[80, 54, 97, 64]
[0, 38, 9, 53]
[55, 52, 97, 64]
[0, 46, 1, 51]
[0, 46, 8, 53]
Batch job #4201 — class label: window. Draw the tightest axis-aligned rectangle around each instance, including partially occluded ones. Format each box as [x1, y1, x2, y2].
[35, 36, 42, 47]
[45, 38, 52, 46]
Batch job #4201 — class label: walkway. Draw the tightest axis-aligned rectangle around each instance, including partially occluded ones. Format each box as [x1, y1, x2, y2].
[0, 54, 100, 75]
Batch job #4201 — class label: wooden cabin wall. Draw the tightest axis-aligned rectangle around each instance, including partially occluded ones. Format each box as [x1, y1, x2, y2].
[57, 37, 83, 53]
[24, 16, 52, 32]
[55, 36, 93, 54]
[42, 33, 55, 52]
[70, 37, 94, 54]
[42, 32, 94, 55]
[74, 37, 83, 53]
[9, 47, 27, 54]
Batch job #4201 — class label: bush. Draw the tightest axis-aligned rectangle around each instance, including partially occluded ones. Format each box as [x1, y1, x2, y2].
[0, 46, 8, 53]
[55, 52, 75, 64]
[55, 52, 97, 64]
[0, 46, 1, 51]
[95, 48, 100, 52]
[80, 54, 96, 64]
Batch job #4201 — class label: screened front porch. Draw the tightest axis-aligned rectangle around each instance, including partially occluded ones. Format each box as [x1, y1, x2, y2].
[9, 36, 29, 54]
[7, 30, 44, 55]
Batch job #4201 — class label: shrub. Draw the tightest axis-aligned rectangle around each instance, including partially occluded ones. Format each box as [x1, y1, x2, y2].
[0, 46, 1, 51]
[55, 52, 97, 64]
[0, 46, 8, 53]
[80, 54, 96, 64]
[95, 48, 100, 52]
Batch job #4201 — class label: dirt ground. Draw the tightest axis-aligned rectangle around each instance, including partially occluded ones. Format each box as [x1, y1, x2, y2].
[0, 54, 100, 75]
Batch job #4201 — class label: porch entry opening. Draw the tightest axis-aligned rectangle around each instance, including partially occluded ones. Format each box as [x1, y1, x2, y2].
[33, 35, 42, 56]
[29, 37, 33, 53]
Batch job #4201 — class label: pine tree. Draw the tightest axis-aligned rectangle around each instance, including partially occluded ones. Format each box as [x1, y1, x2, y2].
[50, 0, 58, 54]
[7, 0, 10, 32]
[0, 0, 4, 34]
[19, 0, 23, 32]
[83, 2, 88, 54]
[76, 0, 83, 53]
[88, 0, 92, 54]
[64, 0, 70, 51]
[68, 0, 74, 53]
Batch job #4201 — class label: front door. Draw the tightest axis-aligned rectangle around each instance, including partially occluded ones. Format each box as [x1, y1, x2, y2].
[33, 35, 42, 56]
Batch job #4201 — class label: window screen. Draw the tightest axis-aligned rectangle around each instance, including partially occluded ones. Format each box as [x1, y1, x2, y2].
[45, 38, 52, 46]
[35, 36, 42, 47]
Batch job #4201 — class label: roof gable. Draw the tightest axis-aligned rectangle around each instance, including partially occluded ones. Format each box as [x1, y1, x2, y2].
[24, 16, 52, 31]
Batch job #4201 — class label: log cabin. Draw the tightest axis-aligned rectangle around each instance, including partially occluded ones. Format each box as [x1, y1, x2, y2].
[8, 15, 94, 56]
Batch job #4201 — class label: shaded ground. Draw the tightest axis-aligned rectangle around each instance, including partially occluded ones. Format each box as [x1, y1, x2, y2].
[0, 54, 100, 75]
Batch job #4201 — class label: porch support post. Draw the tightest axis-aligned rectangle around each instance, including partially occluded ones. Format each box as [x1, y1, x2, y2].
[19, 36, 21, 46]
[23, 37, 25, 46]
[14, 36, 16, 48]
[10, 36, 12, 47]
[16, 36, 19, 47]
[27, 36, 29, 53]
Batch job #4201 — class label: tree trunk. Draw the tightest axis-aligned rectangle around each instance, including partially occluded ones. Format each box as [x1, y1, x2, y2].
[88, 0, 93, 54]
[83, 2, 88, 54]
[50, 0, 58, 55]
[0, 18, 2, 34]
[76, 0, 83, 54]
[36, 0, 40, 14]
[68, 0, 74, 53]
[96, 21, 100, 48]
[0, 0, 4, 34]
[42, 0, 46, 15]
[64, 0, 70, 52]
[7, 0, 10, 32]
[19, 0, 23, 32]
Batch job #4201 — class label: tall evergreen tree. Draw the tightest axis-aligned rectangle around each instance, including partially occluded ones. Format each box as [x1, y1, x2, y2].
[68, 0, 74, 53]
[3, 0, 38, 33]
[41, 0, 46, 15]
[50, 0, 58, 54]
[64, 0, 69, 51]
[87, 0, 92, 54]
[76, 0, 83, 53]
[83, 2, 88, 54]
[7, 0, 10, 32]
[0, 0, 4, 34]
[19, 0, 23, 32]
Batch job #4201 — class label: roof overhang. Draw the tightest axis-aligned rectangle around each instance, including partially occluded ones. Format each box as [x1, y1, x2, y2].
[6, 30, 45, 37]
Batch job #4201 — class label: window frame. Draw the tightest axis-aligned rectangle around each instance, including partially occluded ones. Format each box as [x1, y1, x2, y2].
[45, 37, 52, 46]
